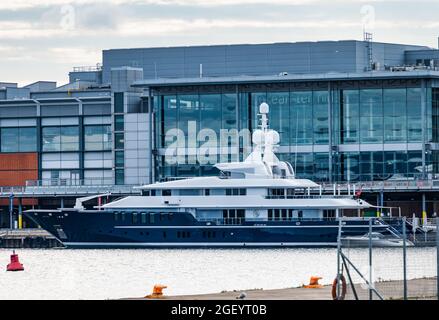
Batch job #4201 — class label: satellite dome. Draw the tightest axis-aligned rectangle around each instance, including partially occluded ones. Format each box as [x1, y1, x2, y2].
[259, 103, 269, 114]
[265, 130, 280, 145]
[252, 129, 265, 145]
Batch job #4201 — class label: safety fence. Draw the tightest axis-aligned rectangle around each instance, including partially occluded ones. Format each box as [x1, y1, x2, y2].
[335, 217, 438, 300]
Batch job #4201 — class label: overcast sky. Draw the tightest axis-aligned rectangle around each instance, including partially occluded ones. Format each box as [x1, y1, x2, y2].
[1, 0, 439, 86]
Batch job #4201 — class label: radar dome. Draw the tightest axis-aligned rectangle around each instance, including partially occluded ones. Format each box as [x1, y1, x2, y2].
[252, 129, 265, 145]
[259, 103, 269, 114]
[265, 130, 280, 145]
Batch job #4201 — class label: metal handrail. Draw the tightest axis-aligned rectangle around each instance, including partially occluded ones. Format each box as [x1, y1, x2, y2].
[197, 217, 376, 225]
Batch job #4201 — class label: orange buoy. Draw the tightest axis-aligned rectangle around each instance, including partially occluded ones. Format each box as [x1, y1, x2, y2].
[145, 284, 167, 299]
[6, 251, 24, 272]
[303, 276, 323, 288]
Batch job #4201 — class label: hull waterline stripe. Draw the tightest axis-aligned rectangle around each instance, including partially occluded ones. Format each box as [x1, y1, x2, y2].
[63, 242, 338, 247]
[113, 225, 389, 229]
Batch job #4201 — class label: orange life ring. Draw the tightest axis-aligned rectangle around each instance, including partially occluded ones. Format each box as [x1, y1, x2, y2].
[331, 275, 347, 300]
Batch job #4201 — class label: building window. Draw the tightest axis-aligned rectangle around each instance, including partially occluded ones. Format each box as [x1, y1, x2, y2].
[115, 151, 124, 167]
[115, 133, 124, 149]
[84, 125, 112, 151]
[1, 127, 37, 152]
[115, 115, 124, 131]
[42, 126, 79, 152]
[115, 169, 124, 185]
[114, 92, 124, 113]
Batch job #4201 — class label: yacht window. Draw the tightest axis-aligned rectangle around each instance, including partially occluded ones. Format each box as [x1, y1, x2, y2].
[288, 209, 293, 220]
[169, 213, 173, 221]
[286, 189, 295, 198]
[298, 211, 303, 219]
[149, 213, 155, 224]
[162, 189, 171, 196]
[151, 190, 156, 196]
[141, 212, 147, 224]
[225, 188, 247, 196]
[114, 212, 119, 222]
[274, 209, 280, 220]
[281, 209, 287, 220]
[180, 189, 200, 196]
[142, 190, 150, 196]
[132, 212, 138, 224]
[270, 189, 285, 198]
[268, 209, 273, 221]
[205, 189, 210, 196]
[120, 212, 126, 222]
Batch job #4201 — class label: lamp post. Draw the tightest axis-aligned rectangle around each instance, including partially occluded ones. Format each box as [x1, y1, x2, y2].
[9, 193, 14, 230]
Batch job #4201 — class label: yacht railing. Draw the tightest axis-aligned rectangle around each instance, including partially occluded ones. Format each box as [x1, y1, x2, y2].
[265, 195, 353, 200]
[197, 216, 376, 225]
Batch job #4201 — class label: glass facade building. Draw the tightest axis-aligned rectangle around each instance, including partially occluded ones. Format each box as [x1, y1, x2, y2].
[4, 40, 439, 222]
[151, 78, 439, 184]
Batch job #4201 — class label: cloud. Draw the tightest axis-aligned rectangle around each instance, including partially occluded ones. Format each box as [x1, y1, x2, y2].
[1, 0, 437, 11]
[0, 0, 314, 10]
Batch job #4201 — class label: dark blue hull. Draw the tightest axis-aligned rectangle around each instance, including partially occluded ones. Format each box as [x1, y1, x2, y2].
[24, 210, 390, 248]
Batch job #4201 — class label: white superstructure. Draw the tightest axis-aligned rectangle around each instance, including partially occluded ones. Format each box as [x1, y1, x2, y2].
[102, 103, 371, 221]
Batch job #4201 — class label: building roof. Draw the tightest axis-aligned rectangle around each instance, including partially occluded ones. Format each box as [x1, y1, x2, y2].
[133, 70, 439, 88]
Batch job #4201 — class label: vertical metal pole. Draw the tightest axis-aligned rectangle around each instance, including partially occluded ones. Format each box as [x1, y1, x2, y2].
[380, 191, 384, 217]
[436, 217, 439, 300]
[403, 217, 408, 300]
[337, 218, 343, 299]
[328, 82, 333, 184]
[421, 80, 427, 180]
[376, 193, 380, 217]
[369, 218, 373, 300]
[9, 194, 14, 230]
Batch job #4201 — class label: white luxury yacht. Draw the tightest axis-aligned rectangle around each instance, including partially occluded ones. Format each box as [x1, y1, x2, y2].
[25, 103, 391, 248]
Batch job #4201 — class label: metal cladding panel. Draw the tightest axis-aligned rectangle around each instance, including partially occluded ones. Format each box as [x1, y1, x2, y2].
[0, 170, 38, 187]
[0, 153, 38, 186]
[0, 153, 38, 170]
[103, 41, 429, 83]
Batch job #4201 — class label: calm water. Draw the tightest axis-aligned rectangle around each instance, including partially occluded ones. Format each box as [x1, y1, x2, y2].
[0, 247, 436, 300]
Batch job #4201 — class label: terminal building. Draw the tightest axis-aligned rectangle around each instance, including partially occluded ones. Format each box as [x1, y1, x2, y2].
[2, 39, 439, 227]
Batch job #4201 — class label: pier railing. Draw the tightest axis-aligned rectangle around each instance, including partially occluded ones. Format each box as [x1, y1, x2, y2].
[0, 179, 142, 197]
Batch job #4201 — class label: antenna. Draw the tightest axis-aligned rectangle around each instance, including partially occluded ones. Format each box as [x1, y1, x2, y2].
[364, 31, 373, 71]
